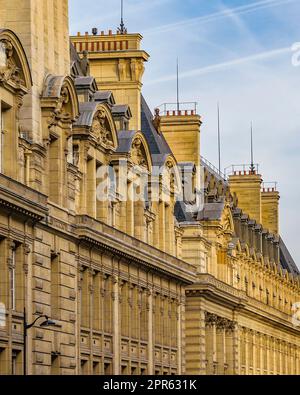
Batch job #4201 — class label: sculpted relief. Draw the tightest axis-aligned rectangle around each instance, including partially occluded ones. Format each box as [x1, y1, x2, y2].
[48, 84, 73, 129]
[0, 39, 24, 85]
[131, 137, 147, 168]
[92, 109, 113, 147]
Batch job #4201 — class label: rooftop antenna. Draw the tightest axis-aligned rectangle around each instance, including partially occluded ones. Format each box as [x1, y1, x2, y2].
[176, 58, 180, 112]
[250, 121, 255, 173]
[217, 102, 221, 175]
[117, 0, 127, 34]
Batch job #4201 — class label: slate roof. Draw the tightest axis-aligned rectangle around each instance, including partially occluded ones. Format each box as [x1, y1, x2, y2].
[94, 91, 116, 107]
[197, 201, 225, 221]
[116, 130, 136, 153]
[112, 105, 131, 117]
[174, 201, 195, 222]
[141, 95, 172, 167]
[279, 237, 300, 275]
[74, 76, 97, 89]
[74, 102, 99, 127]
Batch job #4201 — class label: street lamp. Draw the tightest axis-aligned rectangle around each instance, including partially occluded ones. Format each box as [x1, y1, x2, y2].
[23, 307, 57, 375]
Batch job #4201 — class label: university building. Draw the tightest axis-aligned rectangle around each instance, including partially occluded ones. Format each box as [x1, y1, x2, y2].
[0, 0, 299, 375]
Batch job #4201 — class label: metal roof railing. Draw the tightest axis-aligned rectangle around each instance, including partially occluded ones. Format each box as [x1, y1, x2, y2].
[224, 164, 259, 177]
[261, 182, 278, 192]
[200, 156, 226, 180]
[156, 102, 198, 116]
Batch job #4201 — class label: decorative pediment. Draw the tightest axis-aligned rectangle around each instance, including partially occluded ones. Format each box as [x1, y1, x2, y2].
[161, 155, 181, 196]
[0, 29, 32, 92]
[42, 75, 79, 128]
[91, 108, 114, 148]
[74, 102, 118, 151]
[131, 137, 147, 168]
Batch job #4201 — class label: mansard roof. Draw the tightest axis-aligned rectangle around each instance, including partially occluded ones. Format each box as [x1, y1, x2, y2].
[141, 95, 173, 167]
[280, 237, 300, 276]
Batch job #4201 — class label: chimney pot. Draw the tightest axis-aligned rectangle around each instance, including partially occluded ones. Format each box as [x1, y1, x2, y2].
[167, 111, 170, 116]
[109, 29, 112, 35]
[101, 31, 105, 35]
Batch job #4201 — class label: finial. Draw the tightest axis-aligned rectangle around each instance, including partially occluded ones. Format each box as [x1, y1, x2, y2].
[250, 121, 255, 173]
[176, 57, 180, 112]
[217, 102, 221, 176]
[117, 0, 127, 34]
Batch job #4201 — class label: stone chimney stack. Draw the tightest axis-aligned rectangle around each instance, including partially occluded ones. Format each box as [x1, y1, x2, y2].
[228, 168, 262, 225]
[261, 185, 280, 235]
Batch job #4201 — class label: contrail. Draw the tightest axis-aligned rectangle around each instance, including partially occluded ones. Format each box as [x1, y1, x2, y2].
[145, 46, 291, 86]
[143, 0, 298, 35]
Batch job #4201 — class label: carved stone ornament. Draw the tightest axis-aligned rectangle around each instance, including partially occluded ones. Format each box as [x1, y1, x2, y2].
[48, 84, 72, 128]
[92, 109, 113, 146]
[165, 160, 175, 191]
[0, 39, 24, 85]
[205, 312, 218, 327]
[152, 108, 161, 134]
[131, 137, 147, 167]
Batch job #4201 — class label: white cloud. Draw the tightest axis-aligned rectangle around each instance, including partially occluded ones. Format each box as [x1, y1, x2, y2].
[144, 0, 298, 35]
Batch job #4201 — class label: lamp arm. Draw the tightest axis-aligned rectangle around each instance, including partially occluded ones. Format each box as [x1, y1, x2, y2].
[26, 315, 48, 330]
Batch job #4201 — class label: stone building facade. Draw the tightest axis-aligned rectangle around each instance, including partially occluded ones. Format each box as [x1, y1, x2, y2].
[0, 0, 299, 375]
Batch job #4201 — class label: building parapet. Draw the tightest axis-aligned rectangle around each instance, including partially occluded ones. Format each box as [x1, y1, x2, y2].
[157, 102, 198, 116]
[225, 163, 260, 177]
[0, 173, 48, 221]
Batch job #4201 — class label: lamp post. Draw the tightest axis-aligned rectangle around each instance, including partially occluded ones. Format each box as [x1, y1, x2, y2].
[23, 307, 57, 375]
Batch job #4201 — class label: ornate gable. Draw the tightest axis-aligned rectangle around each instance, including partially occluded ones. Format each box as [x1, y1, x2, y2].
[91, 108, 114, 148]
[129, 133, 152, 171]
[0, 29, 32, 93]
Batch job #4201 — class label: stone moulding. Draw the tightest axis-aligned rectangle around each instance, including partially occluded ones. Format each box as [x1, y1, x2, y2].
[75, 215, 196, 284]
[0, 173, 48, 221]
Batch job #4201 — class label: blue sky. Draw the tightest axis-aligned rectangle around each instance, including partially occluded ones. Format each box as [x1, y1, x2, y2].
[69, 0, 300, 266]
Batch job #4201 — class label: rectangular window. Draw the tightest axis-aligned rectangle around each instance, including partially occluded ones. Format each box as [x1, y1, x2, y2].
[51, 253, 60, 320]
[11, 350, 21, 375]
[51, 354, 60, 375]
